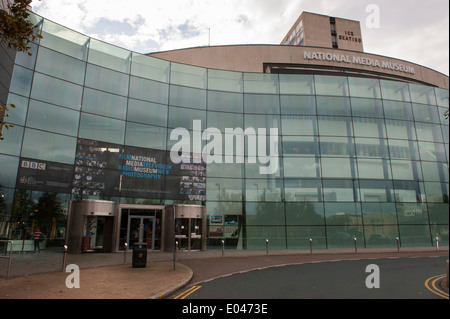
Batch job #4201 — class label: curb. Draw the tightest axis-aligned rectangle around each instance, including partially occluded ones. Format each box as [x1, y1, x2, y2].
[149, 263, 194, 299]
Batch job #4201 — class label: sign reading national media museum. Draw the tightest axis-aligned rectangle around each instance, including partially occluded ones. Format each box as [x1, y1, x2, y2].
[303, 51, 416, 75]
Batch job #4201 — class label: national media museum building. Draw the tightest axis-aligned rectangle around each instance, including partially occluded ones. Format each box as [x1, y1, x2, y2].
[0, 11, 448, 253]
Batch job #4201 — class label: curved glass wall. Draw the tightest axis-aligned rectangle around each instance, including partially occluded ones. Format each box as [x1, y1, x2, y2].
[0, 13, 448, 250]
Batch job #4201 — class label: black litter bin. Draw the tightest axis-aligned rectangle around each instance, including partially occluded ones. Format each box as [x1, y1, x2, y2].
[132, 245, 147, 268]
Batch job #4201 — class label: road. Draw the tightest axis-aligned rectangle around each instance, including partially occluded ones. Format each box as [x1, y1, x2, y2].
[173, 256, 448, 299]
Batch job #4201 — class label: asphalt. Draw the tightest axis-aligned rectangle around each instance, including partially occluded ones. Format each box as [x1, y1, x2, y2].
[0, 246, 448, 299]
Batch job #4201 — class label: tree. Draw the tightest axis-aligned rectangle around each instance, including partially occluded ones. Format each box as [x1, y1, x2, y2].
[0, 0, 42, 140]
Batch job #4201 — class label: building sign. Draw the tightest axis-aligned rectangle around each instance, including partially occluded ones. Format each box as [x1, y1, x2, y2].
[303, 50, 415, 75]
[338, 30, 362, 43]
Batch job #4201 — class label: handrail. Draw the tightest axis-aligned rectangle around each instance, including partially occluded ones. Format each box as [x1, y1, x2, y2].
[0, 240, 13, 278]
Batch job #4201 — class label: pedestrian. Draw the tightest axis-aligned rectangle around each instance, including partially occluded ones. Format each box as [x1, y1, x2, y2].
[32, 228, 44, 253]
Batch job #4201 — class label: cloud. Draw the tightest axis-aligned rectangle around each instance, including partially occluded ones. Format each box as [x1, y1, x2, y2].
[30, 0, 448, 75]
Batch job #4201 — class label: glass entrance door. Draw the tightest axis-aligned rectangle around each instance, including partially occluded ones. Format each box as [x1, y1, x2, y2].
[128, 216, 155, 250]
[175, 218, 203, 250]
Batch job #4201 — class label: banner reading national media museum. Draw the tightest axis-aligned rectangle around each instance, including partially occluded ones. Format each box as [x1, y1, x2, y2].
[17, 138, 206, 201]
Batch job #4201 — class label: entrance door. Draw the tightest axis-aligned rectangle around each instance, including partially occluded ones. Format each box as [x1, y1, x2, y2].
[175, 218, 203, 250]
[128, 216, 155, 250]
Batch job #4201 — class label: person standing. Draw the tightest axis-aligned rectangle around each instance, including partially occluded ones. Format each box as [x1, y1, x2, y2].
[32, 228, 43, 253]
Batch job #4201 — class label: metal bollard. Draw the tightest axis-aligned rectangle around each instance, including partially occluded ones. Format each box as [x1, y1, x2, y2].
[173, 241, 178, 270]
[221, 240, 225, 258]
[353, 237, 357, 253]
[123, 243, 128, 264]
[62, 244, 68, 272]
[435, 236, 439, 251]
[266, 239, 269, 256]
[309, 238, 313, 254]
[396, 237, 400, 253]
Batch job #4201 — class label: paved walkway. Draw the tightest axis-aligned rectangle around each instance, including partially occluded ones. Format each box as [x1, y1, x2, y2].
[0, 246, 448, 299]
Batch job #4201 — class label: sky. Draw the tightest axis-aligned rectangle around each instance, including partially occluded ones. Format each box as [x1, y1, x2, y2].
[30, 0, 449, 75]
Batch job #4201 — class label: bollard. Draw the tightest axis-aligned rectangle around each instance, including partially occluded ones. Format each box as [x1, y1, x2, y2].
[396, 237, 400, 253]
[221, 240, 225, 258]
[266, 239, 269, 256]
[173, 241, 178, 270]
[62, 245, 68, 272]
[353, 237, 357, 253]
[309, 238, 313, 254]
[435, 236, 439, 251]
[123, 243, 128, 264]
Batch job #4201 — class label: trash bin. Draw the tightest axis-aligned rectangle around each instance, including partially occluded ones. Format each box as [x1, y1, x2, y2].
[132, 245, 147, 268]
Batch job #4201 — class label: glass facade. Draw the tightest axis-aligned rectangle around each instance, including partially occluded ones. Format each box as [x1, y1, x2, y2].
[0, 13, 448, 250]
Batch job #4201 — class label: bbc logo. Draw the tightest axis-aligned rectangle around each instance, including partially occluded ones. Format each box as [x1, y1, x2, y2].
[21, 160, 46, 170]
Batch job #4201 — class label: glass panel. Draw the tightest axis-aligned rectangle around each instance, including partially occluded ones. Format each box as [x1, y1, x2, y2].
[348, 77, 381, 99]
[246, 226, 286, 249]
[316, 96, 351, 116]
[129, 76, 169, 105]
[169, 85, 206, 109]
[206, 157, 243, 178]
[245, 202, 285, 225]
[35, 47, 86, 84]
[391, 160, 422, 181]
[409, 84, 436, 105]
[208, 69, 243, 92]
[284, 179, 322, 202]
[365, 225, 399, 248]
[0, 154, 19, 187]
[244, 94, 279, 114]
[82, 88, 127, 120]
[353, 118, 386, 138]
[31, 73, 83, 110]
[206, 178, 242, 201]
[207, 90, 243, 113]
[279, 74, 315, 95]
[27, 100, 80, 136]
[15, 42, 38, 69]
[314, 75, 349, 96]
[383, 100, 413, 120]
[359, 180, 393, 202]
[415, 122, 443, 142]
[244, 114, 280, 132]
[131, 53, 170, 82]
[85, 64, 129, 96]
[322, 179, 356, 202]
[393, 181, 423, 202]
[398, 225, 431, 247]
[351, 98, 383, 118]
[125, 123, 167, 150]
[281, 115, 317, 136]
[355, 137, 388, 158]
[421, 162, 448, 182]
[418, 141, 447, 162]
[286, 202, 324, 225]
[22, 128, 76, 164]
[318, 116, 352, 136]
[434, 88, 449, 107]
[396, 203, 428, 224]
[170, 63, 207, 89]
[207, 111, 243, 132]
[245, 179, 282, 202]
[424, 182, 448, 203]
[388, 139, 419, 160]
[283, 157, 320, 178]
[0, 125, 23, 156]
[244, 73, 278, 94]
[282, 136, 318, 156]
[427, 203, 449, 224]
[321, 158, 354, 178]
[361, 203, 396, 224]
[380, 80, 411, 102]
[324, 202, 362, 225]
[40, 19, 89, 60]
[286, 226, 327, 249]
[412, 103, 440, 124]
[88, 39, 131, 73]
[357, 158, 390, 179]
[385, 120, 416, 140]
[319, 136, 354, 157]
[168, 106, 206, 130]
[127, 99, 167, 127]
[280, 95, 316, 115]
[9, 65, 33, 97]
[6, 93, 29, 125]
[79, 113, 125, 144]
